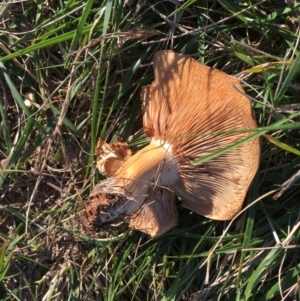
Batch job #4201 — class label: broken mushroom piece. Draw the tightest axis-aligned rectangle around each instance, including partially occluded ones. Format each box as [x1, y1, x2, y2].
[128, 188, 178, 238]
[95, 138, 133, 177]
[88, 138, 178, 237]
[81, 50, 260, 237]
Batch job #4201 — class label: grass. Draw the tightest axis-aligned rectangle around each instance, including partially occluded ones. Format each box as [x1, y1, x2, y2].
[0, 0, 300, 300]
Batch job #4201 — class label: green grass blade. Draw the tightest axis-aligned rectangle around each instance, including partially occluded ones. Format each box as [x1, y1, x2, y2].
[275, 52, 300, 104]
[0, 98, 12, 153]
[64, 0, 94, 67]
[0, 24, 102, 63]
[244, 247, 284, 299]
[193, 112, 300, 165]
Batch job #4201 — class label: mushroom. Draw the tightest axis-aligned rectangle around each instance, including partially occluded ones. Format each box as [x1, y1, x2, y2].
[94, 138, 133, 177]
[79, 50, 260, 237]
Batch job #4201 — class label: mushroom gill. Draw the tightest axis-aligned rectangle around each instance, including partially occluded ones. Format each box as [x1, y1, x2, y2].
[79, 50, 260, 237]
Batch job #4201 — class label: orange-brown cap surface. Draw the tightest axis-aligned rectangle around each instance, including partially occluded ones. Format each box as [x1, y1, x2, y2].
[141, 50, 260, 220]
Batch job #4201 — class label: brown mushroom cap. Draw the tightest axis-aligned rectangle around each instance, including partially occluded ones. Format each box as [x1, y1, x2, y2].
[141, 50, 260, 220]
[81, 50, 260, 238]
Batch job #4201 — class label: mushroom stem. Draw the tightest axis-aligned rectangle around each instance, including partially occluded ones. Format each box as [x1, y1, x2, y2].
[88, 139, 179, 224]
